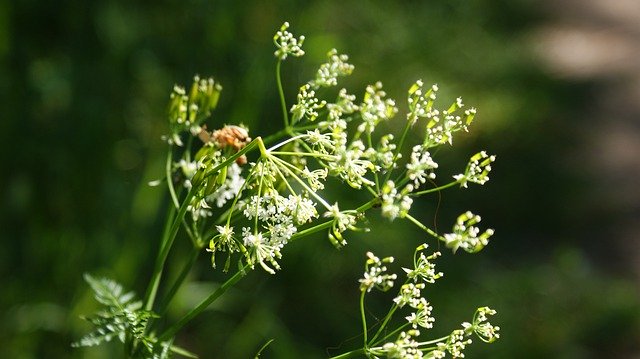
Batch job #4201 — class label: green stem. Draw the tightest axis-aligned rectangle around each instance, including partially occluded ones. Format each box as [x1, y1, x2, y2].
[144, 139, 261, 313]
[404, 213, 441, 241]
[369, 302, 399, 345]
[383, 112, 416, 185]
[144, 185, 197, 312]
[276, 60, 290, 128]
[157, 264, 249, 342]
[157, 247, 201, 317]
[360, 290, 368, 347]
[411, 180, 460, 197]
[166, 146, 180, 208]
[328, 348, 366, 359]
[371, 321, 408, 347]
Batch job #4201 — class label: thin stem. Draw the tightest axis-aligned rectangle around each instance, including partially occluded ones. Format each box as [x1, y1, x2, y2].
[157, 264, 249, 342]
[157, 247, 201, 317]
[369, 302, 399, 345]
[166, 146, 180, 209]
[144, 185, 197, 312]
[268, 151, 335, 161]
[276, 60, 290, 128]
[328, 348, 366, 359]
[383, 112, 416, 185]
[411, 180, 460, 197]
[288, 220, 334, 242]
[266, 133, 307, 152]
[371, 321, 409, 347]
[404, 213, 441, 240]
[269, 156, 332, 210]
[360, 290, 368, 348]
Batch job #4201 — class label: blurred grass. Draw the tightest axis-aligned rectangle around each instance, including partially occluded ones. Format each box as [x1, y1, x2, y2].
[1, 0, 638, 358]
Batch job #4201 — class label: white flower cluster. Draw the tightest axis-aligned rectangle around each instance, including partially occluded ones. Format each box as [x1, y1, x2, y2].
[273, 22, 305, 60]
[442, 211, 494, 253]
[359, 252, 397, 293]
[372, 134, 397, 170]
[405, 80, 477, 149]
[290, 84, 326, 123]
[358, 82, 398, 134]
[332, 139, 378, 189]
[166, 76, 222, 146]
[323, 204, 360, 248]
[326, 88, 359, 121]
[309, 48, 354, 88]
[403, 246, 442, 283]
[379, 330, 423, 359]
[453, 151, 496, 188]
[240, 192, 317, 273]
[463, 307, 500, 343]
[445, 329, 473, 358]
[406, 145, 438, 186]
[381, 181, 413, 221]
[407, 80, 438, 125]
[208, 163, 245, 207]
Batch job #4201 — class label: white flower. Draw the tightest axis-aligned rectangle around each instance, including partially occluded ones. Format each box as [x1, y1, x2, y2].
[241, 228, 283, 274]
[273, 22, 305, 60]
[309, 49, 354, 88]
[290, 84, 326, 123]
[453, 151, 496, 188]
[381, 181, 414, 221]
[326, 88, 359, 121]
[208, 163, 245, 207]
[406, 145, 438, 186]
[442, 211, 494, 253]
[358, 82, 398, 133]
[323, 203, 359, 247]
[359, 253, 397, 293]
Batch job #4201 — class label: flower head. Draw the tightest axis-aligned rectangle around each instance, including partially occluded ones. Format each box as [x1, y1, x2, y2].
[443, 212, 494, 253]
[273, 22, 305, 60]
[359, 252, 397, 293]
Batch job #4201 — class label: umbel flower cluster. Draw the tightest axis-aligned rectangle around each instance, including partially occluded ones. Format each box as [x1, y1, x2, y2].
[166, 22, 496, 274]
[359, 245, 500, 358]
[75, 22, 500, 358]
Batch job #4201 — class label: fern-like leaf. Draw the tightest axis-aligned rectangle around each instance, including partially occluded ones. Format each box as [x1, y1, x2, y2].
[73, 274, 157, 354]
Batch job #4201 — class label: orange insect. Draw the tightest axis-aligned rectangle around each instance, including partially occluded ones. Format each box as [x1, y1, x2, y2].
[199, 125, 251, 165]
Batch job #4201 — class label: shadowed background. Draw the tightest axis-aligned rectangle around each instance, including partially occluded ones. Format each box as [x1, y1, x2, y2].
[1, 0, 639, 358]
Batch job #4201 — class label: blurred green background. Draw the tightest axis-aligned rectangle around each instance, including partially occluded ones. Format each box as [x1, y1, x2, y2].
[2, 0, 639, 358]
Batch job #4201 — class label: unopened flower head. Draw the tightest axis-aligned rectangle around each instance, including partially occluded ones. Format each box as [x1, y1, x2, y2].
[443, 211, 494, 253]
[453, 151, 496, 188]
[309, 49, 354, 88]
[446, 329, 472, 358]
[420, 94, 474, 149]
[290, 84, 326, 123]
[468, 307, 500, 343]
[381, 181, 414, 221]
[358, 82, 398, 134]
[359, 251, 397, 293]
[273, 22, 305, 60]
[403, 246, 443, 283]
[405, 303, 435, 329]
[407, 80, 438, 125]
[327, 88, 359, 121]
[378, 330, 423, 359]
